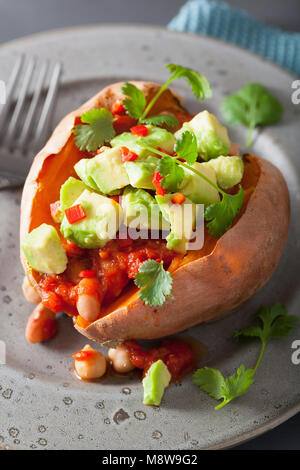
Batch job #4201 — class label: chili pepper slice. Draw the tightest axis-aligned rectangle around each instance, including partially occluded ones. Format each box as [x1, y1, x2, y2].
[152, 169, 165, 196]
[172, 193, 186, 205]
[120, 146, 139, 162]
[65, 204, 87, 224]
[130, 125, 148, 137]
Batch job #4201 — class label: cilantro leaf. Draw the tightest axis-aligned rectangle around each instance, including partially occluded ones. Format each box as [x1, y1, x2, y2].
[204, 186, 244, 238]
[221, 83, 283, 147]
[194, 303, 298, 410]
[175, 130, 198, 165]
[193, 365, 254, 409]
[158, 156, 184, 192]
[134, 260, 173, 307]
[166, 64, 212, 101]
[234, 303, 299, 344]
[121, 82, 146, 119]
[141, 114, 179, 128]
[73, 108, 115, 151]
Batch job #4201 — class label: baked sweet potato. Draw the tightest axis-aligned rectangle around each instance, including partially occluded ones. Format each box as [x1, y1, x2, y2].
[20, 82, 290, 346]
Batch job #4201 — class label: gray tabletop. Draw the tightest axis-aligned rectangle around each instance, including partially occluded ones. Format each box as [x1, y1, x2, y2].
[1, 0, 299, 451]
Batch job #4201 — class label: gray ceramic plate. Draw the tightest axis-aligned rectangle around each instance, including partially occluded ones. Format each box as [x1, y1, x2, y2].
[0, 25, 299, 450]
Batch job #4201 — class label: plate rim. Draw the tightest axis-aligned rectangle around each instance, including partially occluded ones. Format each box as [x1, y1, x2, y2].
[0, 23, 299, 450]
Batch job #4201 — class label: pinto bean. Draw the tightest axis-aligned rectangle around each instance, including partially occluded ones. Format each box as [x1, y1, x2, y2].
[108, 344, 135, 373]
[74, 344, 107, 380]
[22, 276, 40, 304]
[76, 294, 100, 323]
[25, 303, 57, 343]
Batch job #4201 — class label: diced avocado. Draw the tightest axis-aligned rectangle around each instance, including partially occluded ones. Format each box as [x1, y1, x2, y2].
[74, 159, 99, 191]
[22, 224, 67, 274]
[60, 177, 90, 212]
[156, 194, 199, 254]
[180, 162, 220, 206]
[85, 147, 129, 194]
[111, 126, 175, 158]
[202, 155, 244, 189]
[142, 359, 171, 406]
[124, 155, 160, 190]
[121, 186, 170, 231]
[60, 190, 123, 249]
[176, 111, 230, 160]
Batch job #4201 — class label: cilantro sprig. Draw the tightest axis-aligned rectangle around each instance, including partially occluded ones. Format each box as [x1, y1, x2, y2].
[221, 83, 283, 147]
[193, 303, 298, 410]
[134, 260, 173, 307]
[138, 131, 243, 238]
[122, 64, 212, 126]
[73, 108, 116, 151]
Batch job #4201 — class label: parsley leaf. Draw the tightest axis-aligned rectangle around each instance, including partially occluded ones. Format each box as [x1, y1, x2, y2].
[193, 365, 254, 410]
[121, 82, 146, 119]
[166, 64, 212, 101]
[204, 186, 244, 238]
[134, 260, 173, 307]
[194, 303, 298, 410]
[174, 130, 198, 165]
[221, 83, 283, 147]
[141, 114, 179, 128]
[158, 156, 184, 192]
[73, 108, 115, 151]
[234, 303, 299, 344]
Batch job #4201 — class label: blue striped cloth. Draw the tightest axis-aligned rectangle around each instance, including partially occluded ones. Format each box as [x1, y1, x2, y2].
[168, 0, 300, 76]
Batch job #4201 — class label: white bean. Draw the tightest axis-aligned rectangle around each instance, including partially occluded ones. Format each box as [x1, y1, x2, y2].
[25, 303, 57, 343]
[74, 344, 107, 380]
[76, 294, 100, 323]
[22, 276, 40, 304]
[108, 344, 135, 373]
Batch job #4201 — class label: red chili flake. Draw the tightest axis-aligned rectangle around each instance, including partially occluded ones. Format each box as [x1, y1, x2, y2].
[152, 169, 165, 196]
[130, 125, 148, 137]
[111, 100, 126, 115]
[65, 204, 87, 224]
[120, 146, 139, 162]
[172, 193, 186, 205]
[72, 350, 97, 361]
[78, 270, 97, 278]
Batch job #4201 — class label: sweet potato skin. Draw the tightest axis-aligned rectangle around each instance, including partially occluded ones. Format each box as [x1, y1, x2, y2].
[20, 82, 290, 346]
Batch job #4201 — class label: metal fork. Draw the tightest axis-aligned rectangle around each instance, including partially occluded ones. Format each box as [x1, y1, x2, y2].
[0, 55, 62, 189]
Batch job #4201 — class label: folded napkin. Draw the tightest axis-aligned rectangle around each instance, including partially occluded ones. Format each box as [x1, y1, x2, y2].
[168, 0, 300, 76]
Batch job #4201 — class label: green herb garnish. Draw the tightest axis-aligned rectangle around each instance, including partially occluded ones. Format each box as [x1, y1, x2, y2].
[221, 83, 283, 147]
[122, 64, 212, 126]
[193, 303, 298, 409]
[73, 108, 115, 151]
[134, 260, 173, 307]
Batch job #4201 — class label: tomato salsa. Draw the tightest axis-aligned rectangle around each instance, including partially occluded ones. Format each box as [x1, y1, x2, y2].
[124, 339, 194, 381]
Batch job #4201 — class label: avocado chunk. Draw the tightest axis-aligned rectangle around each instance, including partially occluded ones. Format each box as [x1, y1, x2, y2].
[87, 147, 130, 194]
[121, 186, 170, 231]
[60, 190, 123, 248]
[74, 159, 99, 191]
[176, 110, 230, 160]
[22, 224, 68, 274]
[60, 177, 91, 212]
[124, 155, 160, 190]
[156, 193, 199, 254]
[202, 155, 244, 189]
[111, 126, 175, 158]
[142, 359, 171, 406]
[180, 162, 220, 206]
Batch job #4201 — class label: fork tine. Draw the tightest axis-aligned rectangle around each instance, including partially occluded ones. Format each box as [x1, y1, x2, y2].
[0, 55, 24, 131]
[18, 61, 48, 148]
[33, 62, 62, 149]
[4, 57, 36, 145]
